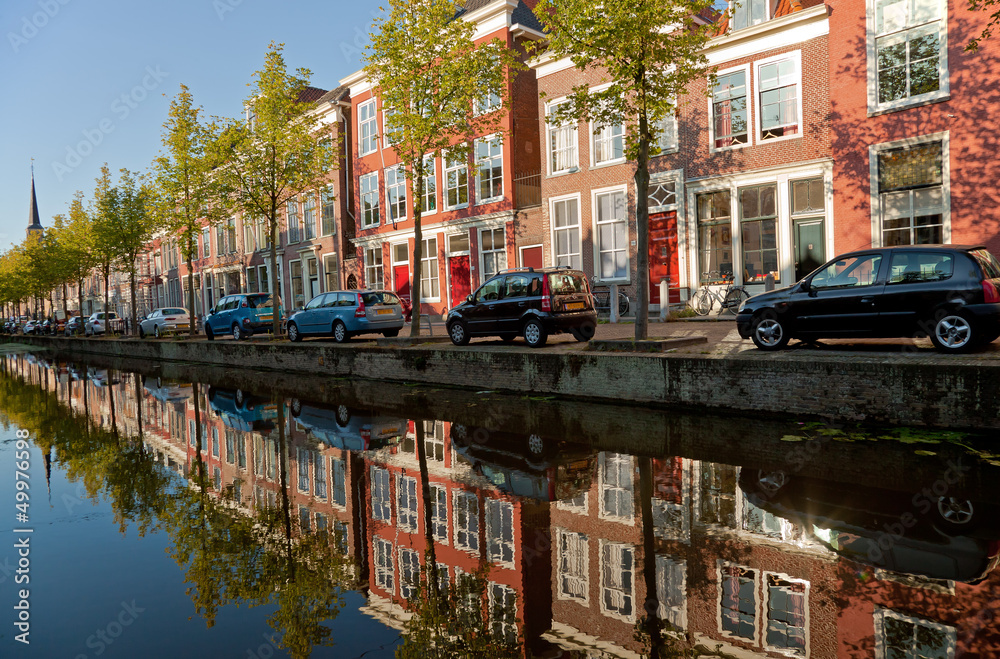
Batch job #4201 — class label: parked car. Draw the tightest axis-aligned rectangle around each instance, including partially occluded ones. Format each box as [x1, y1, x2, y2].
[139, 307, 191, 338]
[286, 290, 404, 342]
[736, 245, 1000, 353]
[207, 386, 278, 432]
[289, 398, 406, 451]
[204, 293, 280, 341]
[85, 312, 122, 336]
[446, 266, 598, 348]
[22, 320, 38, 335]
[64, 316, 84, 336]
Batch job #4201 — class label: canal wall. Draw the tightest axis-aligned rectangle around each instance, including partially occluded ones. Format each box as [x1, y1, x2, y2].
[9, 335, 1000, 430]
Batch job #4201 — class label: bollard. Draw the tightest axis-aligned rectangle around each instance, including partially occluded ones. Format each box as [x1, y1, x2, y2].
[610, 283, 619, 323]
[659, 278, 669, 322]
[765, 273, 775, 292]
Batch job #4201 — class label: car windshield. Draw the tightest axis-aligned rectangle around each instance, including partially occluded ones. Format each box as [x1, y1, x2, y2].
[361, 292, 397, 305]
[164, 308, 186, 315]
[248, 295, 273, 309]
[548, 272, 588, 295]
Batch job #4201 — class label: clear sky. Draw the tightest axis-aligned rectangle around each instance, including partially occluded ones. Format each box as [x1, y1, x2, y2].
[0, 0, 383, 251]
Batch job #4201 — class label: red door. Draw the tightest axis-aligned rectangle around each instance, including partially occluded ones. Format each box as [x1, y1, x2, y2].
[649, 211, 680, 305]
[394, 265, 410, 305]
[448, 255, 471, 307]
[521, 245, 543, 270]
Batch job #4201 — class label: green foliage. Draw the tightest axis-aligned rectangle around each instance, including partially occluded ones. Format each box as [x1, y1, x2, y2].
[967, 0, 1000, 52]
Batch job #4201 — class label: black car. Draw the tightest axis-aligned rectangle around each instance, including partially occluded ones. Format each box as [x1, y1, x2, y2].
[736, 245, 1000, 352]
[446, 266, 597, 347]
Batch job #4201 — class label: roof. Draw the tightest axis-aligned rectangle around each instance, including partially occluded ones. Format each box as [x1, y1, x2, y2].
[458, 0, 544, 33]
[27, 175, 42, 233]
[316, 84, 350, 105]
[297, 86, 329, 103]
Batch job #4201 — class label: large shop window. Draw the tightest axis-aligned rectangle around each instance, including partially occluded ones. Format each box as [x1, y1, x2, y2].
[360, 172, 380, 229]
[420, 237, 439, 299]
[713, 71, 748, 149]
[758, 57, 799, 140]
[552, 198, 582, 270]
[739, 184, 780, 283]
[871, 0, 947, 111]
[877, 140, 944, 245]
[386, 165, 407, 222]
[359, 100, 378, 155]
[481, 228, 507, 281]
[365, 246, 384, 289]
[475, 137, 504, 203]
[696, 191, 733, 283]
[595, 190, 629, 281]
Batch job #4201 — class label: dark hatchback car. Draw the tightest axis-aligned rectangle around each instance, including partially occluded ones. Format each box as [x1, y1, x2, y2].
[736, 245, 1000, 352]
[446, 267, 597, 347]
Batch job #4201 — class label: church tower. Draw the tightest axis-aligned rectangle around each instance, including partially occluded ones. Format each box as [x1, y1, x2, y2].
[27, 167, 43, 238]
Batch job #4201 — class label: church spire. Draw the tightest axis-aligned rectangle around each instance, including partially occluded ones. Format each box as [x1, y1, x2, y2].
[27, 162, 43, 238]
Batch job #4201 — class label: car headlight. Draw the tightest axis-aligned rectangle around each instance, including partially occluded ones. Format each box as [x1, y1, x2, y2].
[738, 299, 749, 313]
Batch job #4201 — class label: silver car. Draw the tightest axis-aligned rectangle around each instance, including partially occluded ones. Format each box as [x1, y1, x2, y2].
[85, 312, 121, 336]
[139, 307, 191, 338]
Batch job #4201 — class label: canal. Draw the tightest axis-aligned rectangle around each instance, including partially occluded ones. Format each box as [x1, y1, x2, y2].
[1, 347, 998, 658]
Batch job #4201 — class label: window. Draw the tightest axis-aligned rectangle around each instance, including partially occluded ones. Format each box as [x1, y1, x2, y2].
[430, 484, 447, 542]
[290, 261, 304, 308]
[593, 122, 625, 165]
[486, 498, 515, 566]
[314, 453, 327, 500]
[475, 137, 504, 203]
[887, 251, 953, 284]
[359, 99, 378, 155]
[504, 274, 530, 299]
[594, 189, 629, 281]
[875, 608, 956, 659]
[226, 220, 236, 253]
[810, 253, 883, 289]
[286, 200, 301, 244]
[444, 150, 469, 209]
[374, 538, 394, 592]
[383, 108, 399, 146]
[225, 432, 235, 464]
[333, 520, 349, 554]
[297, 448, 310, 492]
[600, 541, 634, 621]
[321, 187, 336, 236]
[211, 428, 219, 458]
[298, 505, 310, 532]
[324, 254, 338, 292]
[365, 246, 384, 289]
[360, 172, 380, 229]
[600, 452, 634, 521]
[548, 101, 577, 173]
[713, 70, 748, 149]
[557, 529, 589, 603]
[421, 237, 439, 299]
[739, 184, 779, 283]
[303, 194, 317, 240]
[875, 140, 945, 246]
[697, 191, 733, 282]
[488, 583, 518, 645]
[386, 165, 407, 222]
[657, 556, 687, 631]
[420, 156, 437, 214]
[371, 466, 391, 522]
[454, 490, 479, 553]
[399, 547, 420, 600]
[237, 436, 246, 470]
[243, 216, 256, 252]
[475, 89, 502, 116]
[552, 197, 581, 270]
[397, 475, 418, 532]
[424, 420, 444, 461]
[480, 228, 507, 281]
[653, 113, 678, 155]
[331, 458, 346, 507]
[766, 574, 808, 656]
[758, 56, 800, 140]
[870, 0, 948, 112]
[203, 227, 211, 257]
[730, 0, 770, 30]
[720, 564, 757, 641]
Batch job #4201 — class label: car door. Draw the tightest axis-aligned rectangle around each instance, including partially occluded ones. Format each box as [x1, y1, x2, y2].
[793, 252, 887, 336]
[494, 274, 531, 334]
[465, 276, 505, 335]
[876, 250, 959, 336]
[300, 294, 328, 334]
[210, 297, 231, 332]
[143, 310, 160, 333]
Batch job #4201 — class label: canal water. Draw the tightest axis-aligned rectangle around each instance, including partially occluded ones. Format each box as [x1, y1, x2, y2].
[1, 349, 998, 658]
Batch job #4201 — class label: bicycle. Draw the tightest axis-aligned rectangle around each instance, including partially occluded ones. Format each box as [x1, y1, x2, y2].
[590, 277, 630, 317]
[689, 272, 750, 316]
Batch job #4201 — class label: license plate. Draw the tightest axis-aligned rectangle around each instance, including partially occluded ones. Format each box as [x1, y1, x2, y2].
[567, 302, 585, 310]
[383, 427, 399, 434]
[377, 309, 393, 316]
[259, 315, 272, 322]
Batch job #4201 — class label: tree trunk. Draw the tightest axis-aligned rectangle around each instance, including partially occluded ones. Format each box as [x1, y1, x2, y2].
[269, 203, 281, 338]
[103, 269, 111, 334]
[415, 419, 440, 603]
[634, 112, 651, 341]
[62, 282, 69, 320]
[77, 279, 84, 332]
[187, 241, 197, 338]
[639, 457, 663, 658]
[130, 266, 138, 337]
[411, 170, 424, 337]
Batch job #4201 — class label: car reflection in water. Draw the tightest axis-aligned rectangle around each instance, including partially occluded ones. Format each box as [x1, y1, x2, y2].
[207, 386, 278, 433]
[142, 376, 192, 404]
[450, 423, 595, 501]
[739, 469, 1000, 583]
[87, 367, 121, 387]
[290, 398, 406, 451]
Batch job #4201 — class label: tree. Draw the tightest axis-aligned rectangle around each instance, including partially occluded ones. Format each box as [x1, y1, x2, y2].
[364, 0, 521, 336]
[111, 168, 158, 336]
[154, 84, 227, 336]
[533, 0, 716, 339]
[91, 165, 122, 325]
[211, 42, 335, 337]
[60, 191, 99, 324]
[968, 0, 1000, 52]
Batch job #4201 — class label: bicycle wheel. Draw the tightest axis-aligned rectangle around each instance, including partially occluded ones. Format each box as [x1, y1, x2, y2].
[695, 290, 714, 316]
[618, 293, 630, 317]
[723, 288, 751, 315]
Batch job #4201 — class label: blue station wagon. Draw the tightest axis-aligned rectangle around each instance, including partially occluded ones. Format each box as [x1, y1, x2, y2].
[204, 293, 280, 341]
[286, 290, 404, 342]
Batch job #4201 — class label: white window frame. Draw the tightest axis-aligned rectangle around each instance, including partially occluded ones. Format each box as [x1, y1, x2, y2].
[653, 110, 679, 157]
[556, 528, 589, 605]
[709, 63, 753, 153]
[420, 155, 437, 216]
[479, 227, 508, 282]
[371, 466, 391, 523]
[365, 246, 384, 290]
[430, 483, 448, 543]
[421, 236, 440, 302]
[598, 451, 635, 523]
[555, 491, 589, 515]
[656, 555, 688, 632]
[549, 193, 582, 270]
[754, 50, 803, 145]
[866, 0, 950, 115]
[360, 171, 380, 229]
[373, 537, 394, 594]
[763, 572, 810, 658]
[359, 99, 378, 155]
[397, 474, 418, 533]
[383, 107, 399, 147]
[202, 226, 211, 257]
[453, 489, 480, 554]
[717, 562, 760, 644]
[591, 185, 630, 284]
[485, 498, 515, 568]
[296, 447, 311, 493]
[729, 0, 772, 31]
[399, 546, 420, 600]
[303, 193, 317, 240]
[546, 98, 579, 175]
[385, 164, 407, 223]
[874, 608, 956, 659]
[443, 149, 469, 211]
[321, 186, 336, 236]
[475, 135, 504, 205]
[868, 131, 951, 247]
[286, 199, 301, 244]
[599, 540, 635, 623]
[487, 582, 518, 644]
[589, 85, 626, 168]
[331, 457, 346, 509]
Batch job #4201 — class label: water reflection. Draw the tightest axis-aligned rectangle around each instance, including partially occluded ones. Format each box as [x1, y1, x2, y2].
[3, 351, 1000, 658]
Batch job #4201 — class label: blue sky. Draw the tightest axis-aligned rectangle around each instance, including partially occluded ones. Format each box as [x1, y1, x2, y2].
[0, 0, 382, 251]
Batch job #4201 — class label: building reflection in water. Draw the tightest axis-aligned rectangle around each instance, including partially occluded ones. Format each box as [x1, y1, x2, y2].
[3, 352, 1000, 659]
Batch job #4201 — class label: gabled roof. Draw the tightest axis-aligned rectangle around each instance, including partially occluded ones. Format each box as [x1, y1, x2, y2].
[458, 0, 545, 33]
[297, 86, 329, 103]
[316, 85, 350, 105]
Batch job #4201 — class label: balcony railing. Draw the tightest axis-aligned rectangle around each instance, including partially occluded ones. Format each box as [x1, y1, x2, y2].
[514, 171, 541, 209]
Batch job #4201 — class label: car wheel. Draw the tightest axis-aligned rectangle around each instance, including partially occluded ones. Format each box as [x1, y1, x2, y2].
[930, 311, 976, 353]
[139, 327, 145, 339]
[571, 321, 596, 342]
[205, 326, 214, 341]
[332, 321, 348, 343]
[756, 469, 788, 496]
[751, 313, 790, 351]
[291, 398, 302, 417]
[383, 329, 399, 338]
[527, 434, 544, 455]
[288, 322, 301, 342]
[448, 320, 470, 346]
[523, 319, 547, 348]
[235, 389, 244, 407]
[336, 405, 351, 427]
[154, 325, 161, 339]
[232, 323, 242, 341]
[935, 496, 977, 531]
